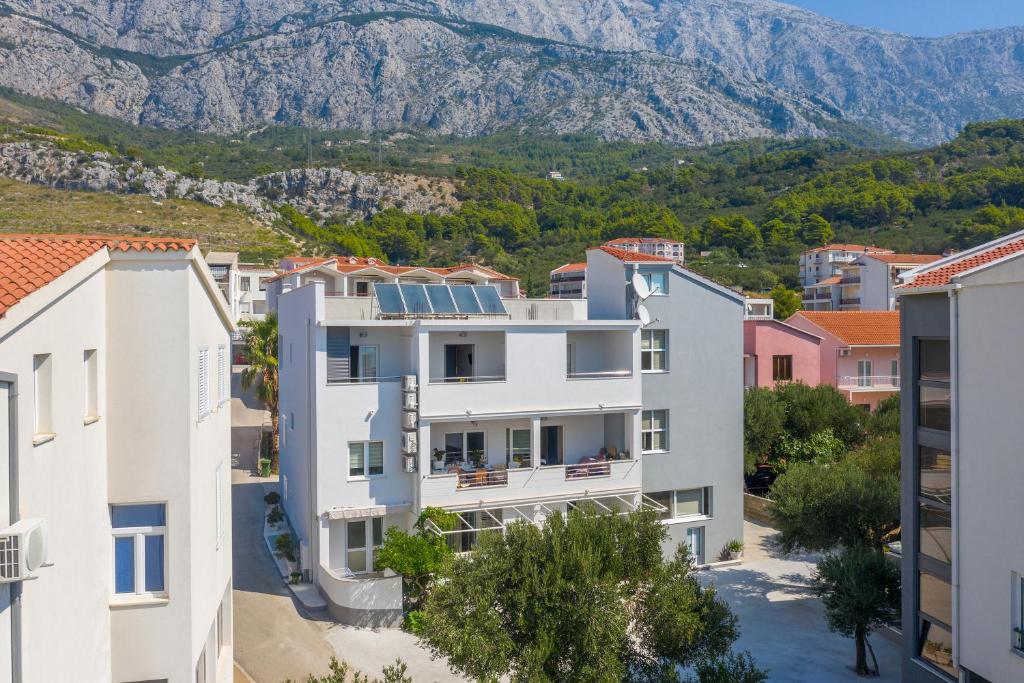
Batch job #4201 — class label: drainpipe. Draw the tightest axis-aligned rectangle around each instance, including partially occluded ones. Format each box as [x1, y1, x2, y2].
[1, 372, 21, 683]
[948, 286, 961, 672]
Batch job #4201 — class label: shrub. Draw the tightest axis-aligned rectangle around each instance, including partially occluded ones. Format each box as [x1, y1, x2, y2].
[264, 491, 281, 505]
[726, 539, 744, 553]
[267, 505, 284, 525]
[403, 609, 425, 634]
[275, 533, 296, 562]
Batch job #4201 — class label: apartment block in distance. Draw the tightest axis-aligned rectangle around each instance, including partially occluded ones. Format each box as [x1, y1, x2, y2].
[0, 235, 234, 683]
[897, 230, 1024, 683]
[800, 244, 893, 310]
[604, 237, 685, 263]
[549, 262, 587, 299]
[275, 245, 743, 624]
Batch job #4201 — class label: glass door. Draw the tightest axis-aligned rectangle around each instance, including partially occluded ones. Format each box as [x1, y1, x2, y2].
[858, 360, 873, 387]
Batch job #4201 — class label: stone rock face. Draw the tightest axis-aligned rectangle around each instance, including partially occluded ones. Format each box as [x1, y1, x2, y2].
[0, 142, 458, 223]
[1, 0, 1024, 145]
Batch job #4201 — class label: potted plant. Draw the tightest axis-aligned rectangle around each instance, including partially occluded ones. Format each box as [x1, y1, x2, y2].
[258, 457, 272, 478]
[468, 448, 484, 468]
[266, 505, 284, 530]
[432, 448, 445, 470]
[725, 539, 744, 561]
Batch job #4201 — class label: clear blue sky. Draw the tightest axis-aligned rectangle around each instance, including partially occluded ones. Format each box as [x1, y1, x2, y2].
[783, 0, 1024, 37]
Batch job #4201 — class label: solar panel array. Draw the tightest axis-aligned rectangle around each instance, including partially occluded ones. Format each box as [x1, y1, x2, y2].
[374, 283, 508, 316]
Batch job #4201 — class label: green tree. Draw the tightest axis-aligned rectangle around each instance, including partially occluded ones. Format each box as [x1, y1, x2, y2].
[799, 213, 834, 246]
[285, 656, 412, 683]
[769, 283, 802, 320]
[240, 312, 280, 472]
[375, 508, 456, 611]
[868, 394, 900, 437]
[774, 382, 865, 447]
[418, 509, 762, 683]
[811, 547, 901, 677]
[690, 652, 769, 683]
[743, 388, 784, 472]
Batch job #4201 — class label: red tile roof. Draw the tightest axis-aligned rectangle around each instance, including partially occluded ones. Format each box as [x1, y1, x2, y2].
[787, 311, 900, 346]
[810, 276, 841, 286]
[900, 237, 1024, 289]
[551, 262, 586, 274]
[866, 253, 942, 265]
[0, 234, 195, 318]
[594, 246, 674, 263]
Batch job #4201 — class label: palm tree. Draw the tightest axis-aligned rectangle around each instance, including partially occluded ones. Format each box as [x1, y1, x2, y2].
[240, 312, 280, 472]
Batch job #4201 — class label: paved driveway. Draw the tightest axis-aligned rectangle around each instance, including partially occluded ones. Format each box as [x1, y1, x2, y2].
[702, 522, 901, 682]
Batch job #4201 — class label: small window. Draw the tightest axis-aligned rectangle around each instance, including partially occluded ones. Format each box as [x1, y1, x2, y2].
[641, 410, 668, 452]
[198, 348, 210, 418]
[772, 355, 793, 381]
[919, 340, 950, 382]
[217, 587, 231, 654]
[919, 386, 951, 431]
[641, 330, 668, 372]
[240, 277, 251, 292]
[918, 618, 956, 677]
[111, 503, 167, 597]
[258, 278, 269, 292]
[506, 428, 531, 467]
[349, 345, 379, 381]
[84, 349, 98, 420]
[348, 441, 384, 478]
[643, 271, 668, 295]
[33, 353, 53, 437]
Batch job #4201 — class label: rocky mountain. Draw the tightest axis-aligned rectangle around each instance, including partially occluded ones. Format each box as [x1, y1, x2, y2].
[0, 141, 458, 222]
[1, 0, 1023, 145]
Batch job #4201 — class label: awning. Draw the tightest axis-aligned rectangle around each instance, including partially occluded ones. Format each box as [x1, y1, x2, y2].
[324, 502, 412, 520]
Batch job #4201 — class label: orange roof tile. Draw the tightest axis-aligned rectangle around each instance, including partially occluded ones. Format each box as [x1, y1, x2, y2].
[811, 276, 841, 286]
[901, 237, 1024, 289]
[551, 262, 586, 274]
[866, 253, 943, 265]
[787, 311, 900, 346]
[0, 234, 194, 318]
[594, 246, 674, 263]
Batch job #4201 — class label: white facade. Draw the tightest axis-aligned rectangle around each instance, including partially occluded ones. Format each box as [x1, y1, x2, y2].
[278, 282, 645, 624]
[238, 264, 277, 321]
[0, 240, 233, 683]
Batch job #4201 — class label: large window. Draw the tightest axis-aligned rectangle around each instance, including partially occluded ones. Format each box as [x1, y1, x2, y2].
[641, 329, 668, 372]
[444, 431, 485, 465]
[346, 518, 383, 573]
[348, 441, 384, 478]
[642, 410, 668, 452]
[857, 360, 873, 387]
[111, 503, 167, 597]
[919, 446, 951, 505]
[506, 428, 531, 467]
[772, 355, 793, 381]
[349, 345, 379, 381]
[649, 487, 711, 520]
[919, 386, 951, 431]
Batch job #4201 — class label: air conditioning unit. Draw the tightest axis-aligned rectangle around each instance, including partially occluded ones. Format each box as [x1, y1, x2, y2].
[402, 392, 418, 410]
[0, 518, 48, 583]
[403, 455, 418, 473]
[402, 411, 418, 430]
[402, 375, 418, 392]
[838, 348, 852, 357]
[402, 432, 418, 454]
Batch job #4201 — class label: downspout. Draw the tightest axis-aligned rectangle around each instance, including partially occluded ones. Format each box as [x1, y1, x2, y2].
[948, 286, 962, 672]
[2, 373, 21, 683]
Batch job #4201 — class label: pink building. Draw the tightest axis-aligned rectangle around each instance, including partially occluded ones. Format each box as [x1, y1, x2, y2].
[743, 318, 822, 389]
[785, 310, 901, 411]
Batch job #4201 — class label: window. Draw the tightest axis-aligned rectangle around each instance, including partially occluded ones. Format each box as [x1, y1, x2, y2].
[919, 505, 952, 564]
[32, 353, 53, 437]
[345, 518, 384, 573]
[642, 410, 668, 452]
[258, 277, 269, 292]
[919, 386, 950, 431]
[349, 345, 379, 381]
[890, 359, 899, 384]
[1015, 575, 1024, 652]
[217, 588, 231, 654]
[648, 488, 711, 520]
[348, 441, 384, 478]
[506, 428, 531, 467]
[918, 619, 956, 677]
[84, 349, 98, 420]
[215, 462, 224, 549]
[641, 329, 668, 372]
[642, 271, 668, 295]
[685, 526, 705, 564]
[111, 503, 167, 597]
[217, 345, 228, 405]
[566, 342, 575, 376]
[919, 340, 950, 382]
[919, 571, 953, 628]
[198, 348, 210, 418]
[918, 446, 951, 505]
[444, 431, 485, 465]
[857, 360, 873, 387]
[772, 355, 793, 381]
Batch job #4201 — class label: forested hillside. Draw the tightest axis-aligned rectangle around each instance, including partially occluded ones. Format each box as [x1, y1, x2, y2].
[1, 86, 1024, 296]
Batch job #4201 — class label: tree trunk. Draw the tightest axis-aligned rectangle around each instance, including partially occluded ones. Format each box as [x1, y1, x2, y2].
[855, 626, 869, 676]
[271, 411, 280, 474]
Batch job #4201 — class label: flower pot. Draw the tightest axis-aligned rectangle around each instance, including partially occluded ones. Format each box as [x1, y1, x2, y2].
[728, 550, 743, 561]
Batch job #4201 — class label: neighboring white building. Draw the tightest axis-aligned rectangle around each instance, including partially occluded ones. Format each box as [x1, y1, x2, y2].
[549, 262, 587, 299]
[0, 235, 234, 683]
[799, 244, 894, 309]
[604, 237, 685, 264]
[898, 231, 1024, 683]
[840, 253, 943, 311]
[237, 263, 277, 321]
[206, 251, 241, 321]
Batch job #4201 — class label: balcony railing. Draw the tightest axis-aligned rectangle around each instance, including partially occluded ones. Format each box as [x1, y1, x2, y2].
[455, 467, 509, 489]
[840, 276, 861, 284]
[566, 370, 632, 380]
[429, 374, 507, 384]
[565, 460, 612, 479]
[840, 375, 900, 389]
[327, 375, 402, 385]
[840, 297, 861, 305]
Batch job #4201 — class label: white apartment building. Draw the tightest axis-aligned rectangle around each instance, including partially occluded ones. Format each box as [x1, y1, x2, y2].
[549, 262, 587, 299]
[0, 235, 234, 683]
[800, 244, 894, 309]
[604, 237, 685, 264]
[839, 253, 942, 311]
[266, 256, 520, 313]
[898, 231, 1024, 683]
[206, 251, 242, 321]
[237, 263, 277, 321]
[276, 245, 743, 625]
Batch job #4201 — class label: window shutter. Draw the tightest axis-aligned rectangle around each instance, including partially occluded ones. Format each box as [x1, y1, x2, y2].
[349, 443, 365, 476]
[198, 348, 209, 417]
[326, 327, 351, 382]
[368, 442, 384, 475]
[217, 346, 227, 403]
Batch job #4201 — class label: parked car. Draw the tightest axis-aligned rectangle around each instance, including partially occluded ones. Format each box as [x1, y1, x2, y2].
[744, 466, 776, 496]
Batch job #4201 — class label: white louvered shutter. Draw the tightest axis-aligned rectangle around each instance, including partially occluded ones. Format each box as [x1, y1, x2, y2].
[217, 345, 227, 403]
[198, 348, 210, 417]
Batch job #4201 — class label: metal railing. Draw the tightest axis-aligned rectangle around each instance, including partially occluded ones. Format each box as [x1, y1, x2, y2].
[428, 374, 506, 384]
[840, 276, 861, 284]
[1013, 627, 1024, 653]
[566, 370, 633, 380]
[564, 461, 612, 479]
[455, 468, 509, 489]
[840, 297, 861, 305]
[327, 375, 403, 385]
[839, 375, 900, 388]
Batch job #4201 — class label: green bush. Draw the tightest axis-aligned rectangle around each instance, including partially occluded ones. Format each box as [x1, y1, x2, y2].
[264, 491, 281, 505]
[403, 609, 425, 634]
[267, 505, 284, 525]
[275, 533, 296, 562]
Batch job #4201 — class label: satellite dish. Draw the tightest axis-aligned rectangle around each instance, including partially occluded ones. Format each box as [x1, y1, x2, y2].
[637, 304, 651, 326]
[631, 273, 651, 300]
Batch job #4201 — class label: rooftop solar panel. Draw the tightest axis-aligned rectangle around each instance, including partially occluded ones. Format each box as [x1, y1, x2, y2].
[425, 285, 458, 313]
[450, 285, 483, 314]
[473, 285, 506, 314]
[374, 283, 404, 314]
[400, 284, 432, 314]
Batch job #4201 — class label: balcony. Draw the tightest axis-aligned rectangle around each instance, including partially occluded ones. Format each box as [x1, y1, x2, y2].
[839, 276, 861, 285]
[839, 375, 900, 391]
[840, 297, 861, 306]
